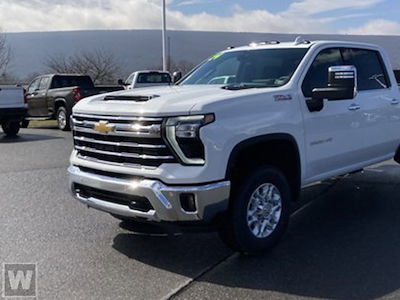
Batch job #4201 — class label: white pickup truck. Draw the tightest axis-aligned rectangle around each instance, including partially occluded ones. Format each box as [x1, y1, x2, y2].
[119, 70, 171, 90]
[68, 39, 400, 253]
[0, 86, 27, 137]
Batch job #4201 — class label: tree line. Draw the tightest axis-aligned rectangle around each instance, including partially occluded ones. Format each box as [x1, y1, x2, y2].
[0, 31, 196, 85]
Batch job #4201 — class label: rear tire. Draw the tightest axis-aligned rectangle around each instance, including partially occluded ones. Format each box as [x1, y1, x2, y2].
[2, 121, 20, 137]
[219, 166, 292, 254]
[56, 107, 70, 131]
[21, 120, 29, 128]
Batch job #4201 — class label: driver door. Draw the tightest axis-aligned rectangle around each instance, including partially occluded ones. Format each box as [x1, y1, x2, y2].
[300, 48, 366, 182]
[26, 78, 41, 117]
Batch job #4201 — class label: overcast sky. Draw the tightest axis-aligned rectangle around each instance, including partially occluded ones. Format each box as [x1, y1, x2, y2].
[1, 0, 399, 35]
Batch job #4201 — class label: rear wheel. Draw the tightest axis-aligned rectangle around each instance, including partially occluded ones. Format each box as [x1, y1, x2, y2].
[219, 166, 292, 254]
[21, 120, 29, 128]
[56, 107, 70, 131]
[2, 121, 20, 137]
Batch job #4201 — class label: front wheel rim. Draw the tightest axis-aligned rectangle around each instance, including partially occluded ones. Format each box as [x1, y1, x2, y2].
[246, 183, 283, 239]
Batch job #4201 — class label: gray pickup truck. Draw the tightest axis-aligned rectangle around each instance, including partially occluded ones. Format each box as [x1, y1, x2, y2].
[25, 74, 124, 130]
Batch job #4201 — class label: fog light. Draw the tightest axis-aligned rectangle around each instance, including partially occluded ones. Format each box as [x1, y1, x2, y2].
[180, 193, 197, 212]
[129, 201, 138, 210]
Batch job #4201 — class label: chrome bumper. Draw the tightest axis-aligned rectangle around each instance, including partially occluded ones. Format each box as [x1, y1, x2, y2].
[68, 166, 231, 222]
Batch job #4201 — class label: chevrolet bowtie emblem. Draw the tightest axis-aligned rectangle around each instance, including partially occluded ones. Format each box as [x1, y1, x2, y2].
[93, 121, 115, 134]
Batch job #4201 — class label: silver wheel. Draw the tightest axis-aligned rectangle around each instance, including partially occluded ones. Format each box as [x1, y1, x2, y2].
[58, 110, 67, 128]
[246, 183, 282, 239]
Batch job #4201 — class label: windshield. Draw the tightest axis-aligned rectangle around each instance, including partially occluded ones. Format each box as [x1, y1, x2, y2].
[137, 72, 171, 84]
[180, 48, 308, 88]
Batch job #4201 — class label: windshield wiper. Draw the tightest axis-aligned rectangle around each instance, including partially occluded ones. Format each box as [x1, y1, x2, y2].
[222, 83, 265, 90]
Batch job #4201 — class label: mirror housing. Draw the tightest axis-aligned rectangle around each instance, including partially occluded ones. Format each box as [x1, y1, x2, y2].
[117, 79, 125, 86]
[172, 71, 182, 84]
[312, 66, 357, 101]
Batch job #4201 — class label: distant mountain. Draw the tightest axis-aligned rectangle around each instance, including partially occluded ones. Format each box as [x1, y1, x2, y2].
[5, 29, 400, 81]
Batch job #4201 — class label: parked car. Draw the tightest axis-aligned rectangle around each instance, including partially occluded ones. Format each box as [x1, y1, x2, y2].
[24, 74, 124, 131]
[118, 70, 171, 89]
[68, 39, 400, 254]
[0, 86, 27, 137]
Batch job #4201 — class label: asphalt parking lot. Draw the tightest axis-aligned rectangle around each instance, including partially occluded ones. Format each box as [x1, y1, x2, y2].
[1, 126, 400, 300]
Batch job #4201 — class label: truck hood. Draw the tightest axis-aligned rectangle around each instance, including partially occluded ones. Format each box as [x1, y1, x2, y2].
[73, 85, 241, 117]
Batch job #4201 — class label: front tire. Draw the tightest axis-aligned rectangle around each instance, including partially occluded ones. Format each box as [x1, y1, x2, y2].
[56, 107, 70, 131]
[2, 121, 20, 137]
[219, 166, 292, 254]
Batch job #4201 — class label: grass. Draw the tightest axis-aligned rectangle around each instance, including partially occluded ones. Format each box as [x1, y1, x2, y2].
[27, 120, 58, 128]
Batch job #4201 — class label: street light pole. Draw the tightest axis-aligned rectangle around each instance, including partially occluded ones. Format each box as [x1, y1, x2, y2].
[162, 0, 167, 71]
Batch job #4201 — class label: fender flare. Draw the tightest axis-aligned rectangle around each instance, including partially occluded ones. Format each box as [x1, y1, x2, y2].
[54, 98, 70, 114]
[225, 133, 302, 200]
[54, 98, 67, 107]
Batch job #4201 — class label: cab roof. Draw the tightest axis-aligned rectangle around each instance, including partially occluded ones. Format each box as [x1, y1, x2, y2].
[226, 39, 381, 53]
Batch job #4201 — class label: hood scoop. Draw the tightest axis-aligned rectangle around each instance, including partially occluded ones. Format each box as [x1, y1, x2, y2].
[103, 94, 160, 102]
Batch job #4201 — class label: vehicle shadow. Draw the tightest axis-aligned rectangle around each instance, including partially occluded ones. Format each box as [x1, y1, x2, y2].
[27, 125, 60, 130]
[0, 132, 62, 143]
[112, 164, 400, 300]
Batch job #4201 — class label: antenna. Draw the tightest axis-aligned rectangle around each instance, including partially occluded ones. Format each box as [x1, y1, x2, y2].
[294, 36, 303, 45]
[294, 36, 311, 45]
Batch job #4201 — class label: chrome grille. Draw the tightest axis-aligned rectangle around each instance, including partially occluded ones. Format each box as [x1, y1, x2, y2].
[72, 113, 177, 169]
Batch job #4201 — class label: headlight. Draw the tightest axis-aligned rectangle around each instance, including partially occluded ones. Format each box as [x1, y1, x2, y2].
[164, 114, 215, 165]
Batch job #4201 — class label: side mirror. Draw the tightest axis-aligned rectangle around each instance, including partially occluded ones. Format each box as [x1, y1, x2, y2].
[117, 79, 125, 86]
[312, 66, 357, 101]
[172, 71, 182, 84]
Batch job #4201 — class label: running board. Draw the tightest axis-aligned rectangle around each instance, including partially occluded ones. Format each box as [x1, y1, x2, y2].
[26, 117, 51, 121]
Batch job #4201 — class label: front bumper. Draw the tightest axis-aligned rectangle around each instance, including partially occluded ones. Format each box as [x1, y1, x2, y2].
[68, 165, 231, 223]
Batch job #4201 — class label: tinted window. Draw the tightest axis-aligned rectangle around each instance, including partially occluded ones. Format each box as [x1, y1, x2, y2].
[27, 78, 41, 94]
[38, 77, 50, 90]
[137, 73, 171, 84]
[181, 49, 308, 88]
[302, 48, 343, 98]
[342, 49, 388, 90]
[51, 76, 94, 89]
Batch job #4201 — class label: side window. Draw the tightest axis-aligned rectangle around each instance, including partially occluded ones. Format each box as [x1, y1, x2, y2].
[302, 48, 344, 98]
[38, 77, 50, 90]
[125, 74, 135, 85]
[342, 49, 389, 91]
[51, 77, 61, 89]
[27, 78, 41, 94]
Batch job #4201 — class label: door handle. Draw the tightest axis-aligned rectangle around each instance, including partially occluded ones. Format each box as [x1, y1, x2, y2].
[348, 104, 361, 111]
[391, 99, 399, 105]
